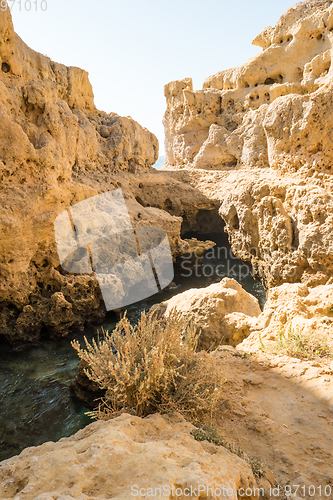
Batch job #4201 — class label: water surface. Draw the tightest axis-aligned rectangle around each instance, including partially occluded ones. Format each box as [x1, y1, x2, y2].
[0, 233, 265, 461]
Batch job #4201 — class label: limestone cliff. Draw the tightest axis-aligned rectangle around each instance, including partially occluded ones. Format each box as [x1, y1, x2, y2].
[163, 0, 333, 288]
[0, 5, 162, 343]
[0, 6, 158, 175]
[0, 3, 223, 344]
[164, 0, 333, 172]
[4, 0, 333, 343]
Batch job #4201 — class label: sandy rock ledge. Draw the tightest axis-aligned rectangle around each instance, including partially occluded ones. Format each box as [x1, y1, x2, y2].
[0, 413, 261, 500]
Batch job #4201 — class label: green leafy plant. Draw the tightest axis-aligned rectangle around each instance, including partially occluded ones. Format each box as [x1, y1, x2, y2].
[259, 331, 265, 351]
[72, 310, 225, 421]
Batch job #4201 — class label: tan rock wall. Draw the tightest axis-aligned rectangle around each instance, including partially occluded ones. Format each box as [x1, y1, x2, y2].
[0, 6, 162, 343]
[0, 7, 222, 343]
[164, 2, 333, 172]
[163, 1, 333, 289]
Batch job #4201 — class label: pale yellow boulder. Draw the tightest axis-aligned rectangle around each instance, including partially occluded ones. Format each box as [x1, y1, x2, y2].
[0, 413, 259, 500]
[152, 277, 261, 350]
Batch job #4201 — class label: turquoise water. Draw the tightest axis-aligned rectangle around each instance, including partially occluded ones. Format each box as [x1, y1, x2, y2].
[153, 156, 165, 169]
[0, 233, 266, 462]
[0, 338, 93, 462]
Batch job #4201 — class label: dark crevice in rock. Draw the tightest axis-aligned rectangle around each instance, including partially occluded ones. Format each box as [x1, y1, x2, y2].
[135, 195, 146, 207]
[264, 74, 284, 85]
[291, 218, 300, 249]
[1, 62, 10, 73]
[163, 198, 173, 212]
[181, 208, 226, 237]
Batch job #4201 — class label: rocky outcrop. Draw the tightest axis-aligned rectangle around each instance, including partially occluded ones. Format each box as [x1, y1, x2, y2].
[4, 0, 333, 342]
[219, 173, 333, 288]
[168, 168, 333, 289]
[0, 6, 220, 344]
[150, 275, 333, 354]
[0, 7, 158, 176]
[0, 412, 261, 500]
[0, 5, 159, 343]
[239, 281, 333, 351]
[151, 278, 261, 350]
[164, 0, 333, 172]
[163, 0, 333, 288]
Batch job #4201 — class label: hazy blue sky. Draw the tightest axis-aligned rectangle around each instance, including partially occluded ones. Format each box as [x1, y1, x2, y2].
[12, 0, 293, 154]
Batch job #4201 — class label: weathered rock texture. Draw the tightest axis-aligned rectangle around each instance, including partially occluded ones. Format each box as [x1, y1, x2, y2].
[0, 412, 261, 500]
[0, 6, 157, 343]
[164, 0, 333, 172]
[0, 7, 220, 343]
[5, 0, 333, 342]
[239, 281, 333, 351]
[163, 0, 333, 288]
[151, 277, 261, 350]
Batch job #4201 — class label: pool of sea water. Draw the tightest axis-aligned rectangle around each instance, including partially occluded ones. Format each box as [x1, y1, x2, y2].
[0, 233, 266, 462]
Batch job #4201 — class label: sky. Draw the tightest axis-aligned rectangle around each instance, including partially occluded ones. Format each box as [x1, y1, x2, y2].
[11, 0, 294, 155]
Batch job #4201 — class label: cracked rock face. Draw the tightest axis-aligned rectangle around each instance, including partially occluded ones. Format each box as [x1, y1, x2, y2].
[0, 7, 160, 344]
[0, 7, 222, 344]
[164, 0, 333, 172]
[163, 0, 333, 288]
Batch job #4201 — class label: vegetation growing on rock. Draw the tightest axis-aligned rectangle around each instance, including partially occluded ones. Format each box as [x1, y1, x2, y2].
[72, 311, 225, 422]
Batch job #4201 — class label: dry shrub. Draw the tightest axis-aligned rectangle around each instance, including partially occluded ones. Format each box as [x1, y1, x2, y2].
[72, 310, 224, 422]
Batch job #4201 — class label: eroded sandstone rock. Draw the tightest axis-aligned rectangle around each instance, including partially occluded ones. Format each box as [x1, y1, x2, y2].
[0, 5, 161, 343]
[239, 281, 333, 351]
[163, 0, 333, 288]
[151, 277, 261, 350]
[0, 7, 220, 343]
[0, 413, 260, 500]
[164, 0, 333, 172]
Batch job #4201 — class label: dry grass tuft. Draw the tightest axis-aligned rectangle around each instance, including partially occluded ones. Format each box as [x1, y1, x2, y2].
[72, 310, 225, 422]
[260, 324, 333, 361]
